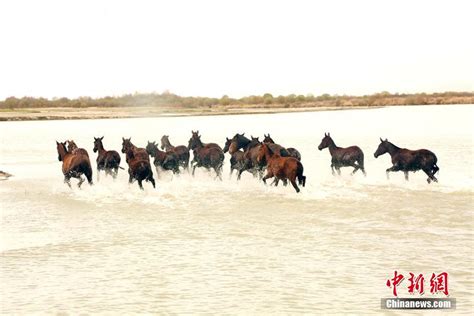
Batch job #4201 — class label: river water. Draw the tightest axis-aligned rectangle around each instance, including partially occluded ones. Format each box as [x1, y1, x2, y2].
[1, 105, 473, 314]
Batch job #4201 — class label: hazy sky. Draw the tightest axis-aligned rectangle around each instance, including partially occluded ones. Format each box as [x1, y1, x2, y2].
[0, 0, 473, 100]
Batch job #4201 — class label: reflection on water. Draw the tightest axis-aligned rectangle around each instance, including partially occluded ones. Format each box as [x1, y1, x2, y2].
[0, 105, 473, 314]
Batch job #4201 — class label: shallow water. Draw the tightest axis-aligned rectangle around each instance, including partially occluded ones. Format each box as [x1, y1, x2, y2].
[1, 105, 473, 314]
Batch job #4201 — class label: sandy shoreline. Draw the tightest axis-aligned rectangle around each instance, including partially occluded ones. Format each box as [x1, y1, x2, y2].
[0, 105, 389, 121]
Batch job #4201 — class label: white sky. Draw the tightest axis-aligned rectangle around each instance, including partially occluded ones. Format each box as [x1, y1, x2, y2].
[0, 0, 473, 100]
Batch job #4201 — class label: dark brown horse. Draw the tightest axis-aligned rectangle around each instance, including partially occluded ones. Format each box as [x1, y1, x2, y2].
[318, 133, 366, 176]
[263, 133, 301, 161]
[160, 135, 190, 171]
[223, 137, 246, 178]
[121, 137, 149, 162]
[123, 145, 155, 190]
[189, 130, 222, 150]
[67, 140, 89, 157]
[146, 141, 180, 174]
[56, 141, 93, 188]
[229, 134, 265, 179]
[374, 138, 439, 183]
[93, 136, 122, 180]
[188, 134, 224, 179]
[257, 143, 306, 193]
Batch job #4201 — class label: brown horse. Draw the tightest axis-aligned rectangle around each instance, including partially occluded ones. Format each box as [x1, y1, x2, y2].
[188, 134, 224, 179]
[318, 133, 366, 176]
[223, 137, 246, 178]
[56, 141, 93, 188]
[374, 138, 439, 183]
[121, 137, 149, 162]
[189, 131, 222, 150]
[146, 141, 180, 174]
[257, 143, 306, 193]
[160, 135, 190, 171]
[93, 136, 122, 180]
[263, 133, 301, 161]
[67, 140, 89, 157]
[123, 145, 155, 190]
[228, 134, 265, 179]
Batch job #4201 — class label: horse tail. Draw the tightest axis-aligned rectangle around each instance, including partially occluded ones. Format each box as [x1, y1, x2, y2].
[296, 161, 306, 187]
[357, 149, 365, 168]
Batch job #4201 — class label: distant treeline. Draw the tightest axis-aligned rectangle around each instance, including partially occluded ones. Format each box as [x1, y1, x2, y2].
[1, 91, 473, 109]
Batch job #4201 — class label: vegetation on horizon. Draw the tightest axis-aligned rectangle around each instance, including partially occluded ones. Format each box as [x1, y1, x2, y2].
[1, 91, 473, 110]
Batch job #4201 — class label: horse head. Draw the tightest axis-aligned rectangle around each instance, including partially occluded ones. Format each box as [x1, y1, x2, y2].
[223, 137, 232, 153]
[66, 140, 78, 153]
[374, 138, 389, 158]
[188, 134, 202, 150]
[93, 136, 104, 153]
[318, 132, 333, 151]
[121, 137, 133, 154]
[56, 141, 67, 161]
[146, 141, 158, 157]
[263, 133, 275, 144]
[257, 142, 273, 165]
[160, 135, 170, 150]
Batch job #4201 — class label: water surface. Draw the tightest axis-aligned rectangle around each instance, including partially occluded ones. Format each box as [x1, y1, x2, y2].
[1, 105, 473, 314]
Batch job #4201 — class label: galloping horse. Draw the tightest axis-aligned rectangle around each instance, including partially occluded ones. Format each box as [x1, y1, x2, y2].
[93, 136, 122, 180]
[262, 133, 301, 161]
[223, 137, 246, 177]
[121, 137, 149, 162]
[188, 134, 224, 179]
[317, 133, 366, 176]
[257, 143, 306, 193]
[229, 134, 265, 179]
[66, 140, 89, 157]
[146, 141, 180, 174]
[123, 144, 155, 190]
[56, 141, 93, 188]
[374, 138, 439, 183]
[160, 135, 190, 171]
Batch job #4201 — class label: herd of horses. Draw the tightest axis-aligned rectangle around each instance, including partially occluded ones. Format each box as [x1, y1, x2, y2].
[56, 131, 440, 193]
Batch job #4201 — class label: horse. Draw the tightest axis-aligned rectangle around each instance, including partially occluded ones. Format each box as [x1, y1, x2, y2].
[56, 141, 93, 188]
[188, 134, 224, 179]
[66, 140, 89, 157]
[228, 134, 265, 179]
[123, 145, 155, 190]
[257, 143, 306, 193]
[189, 130, 222, 150]
[374, 138, 439, 183]
[121, 137, 150, 162]
[262, 133, 300, 160]
[93, 136, 122, 180]
[160, 135, 190, 171]
[223, 137, 246, 178]
[317, 133, 366, 176]
[146, 141, 180, 174]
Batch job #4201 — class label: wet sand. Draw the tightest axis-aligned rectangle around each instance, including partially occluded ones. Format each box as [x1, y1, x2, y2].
[1, 105, 380, 121]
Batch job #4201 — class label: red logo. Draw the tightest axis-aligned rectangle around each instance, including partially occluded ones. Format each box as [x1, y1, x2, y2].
[386, 271, 449, 297]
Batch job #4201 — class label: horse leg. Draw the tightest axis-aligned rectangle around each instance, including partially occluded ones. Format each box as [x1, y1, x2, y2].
[423, 168, 437, 183]
[77, 176, 85, 188]
[350, 163, 360, 175]
[404, 171, 409, 181]
[386, 166, 400, 179]
[192, 164, 198, 176]
[331, 163, 336, 176]
[290, 179, 300, 193]
[336, 167, 341, 176]
[138, 179, 144, 190]
[273, 178, 279, 186]
[64, 176, 72, 188]
[113, 168, 118, 179]
[97, 168, 100, 182]
[148, 174, 156, 188]
[262, 171, 274, 185]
